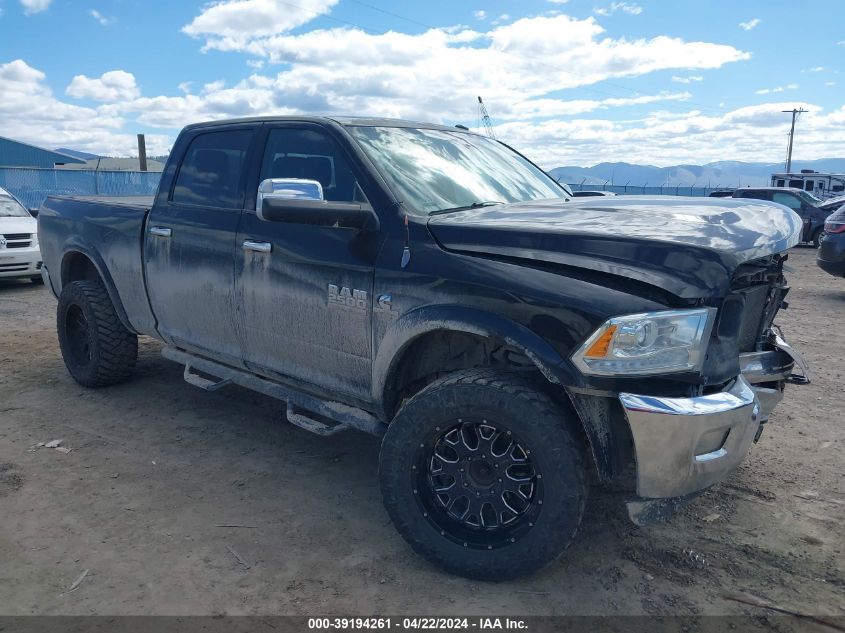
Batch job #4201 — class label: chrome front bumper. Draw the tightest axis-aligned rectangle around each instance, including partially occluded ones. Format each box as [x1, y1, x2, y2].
[620, 337, 806, 521]
[621, 375, 760, 501]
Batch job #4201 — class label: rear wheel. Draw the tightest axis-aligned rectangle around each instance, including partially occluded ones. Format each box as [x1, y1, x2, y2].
[812, 228, 823, 248]
[57, 280, 138, 387]
[379, 369, 587, 580]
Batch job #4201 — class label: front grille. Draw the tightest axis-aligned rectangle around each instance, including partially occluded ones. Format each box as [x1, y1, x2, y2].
[2, 233, 33, 249]
[735, 286, 772, 351]
[0, 263, 31, 272]
[727, 254, 788, 352]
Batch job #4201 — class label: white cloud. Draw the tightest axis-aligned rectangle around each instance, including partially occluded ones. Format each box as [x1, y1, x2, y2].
[502, 92, 691, 119]
[492, 14, 510, 25]
[66, 70, 141, 102]
[19, 0, 51, 14]
[473, 9, 486, 20]
[826, 81, 837, 86]
[182, 14, 749, 128]
[5, 54, 845, 166]
[183, 0, 339, 42]
[739, 18, 761, 31]
[837, 40, 845, 46]
[6, 12, 811, 164]
[89, 9, 115, 26]
[0, 60, 165, 156]
[807, 66, 825, 72]
[755, 83, 798, 95]
[671, 75, 703, 84]
[594, 2, 642, 16]
[547, 0, 569, 3]
[494, 101, 845, 167]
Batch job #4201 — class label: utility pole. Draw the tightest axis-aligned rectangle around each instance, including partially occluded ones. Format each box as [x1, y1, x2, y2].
[782, 108, 806, 173]
[477, 96, 496, 140]
[137, 134, 148, 172]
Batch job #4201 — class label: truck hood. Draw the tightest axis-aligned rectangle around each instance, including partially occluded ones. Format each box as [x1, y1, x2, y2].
[0, 216, 37, 235]
[427, 196, 802, 299]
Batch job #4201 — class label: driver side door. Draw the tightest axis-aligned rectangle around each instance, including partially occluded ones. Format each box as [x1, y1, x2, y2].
[234, 123, 381, 401]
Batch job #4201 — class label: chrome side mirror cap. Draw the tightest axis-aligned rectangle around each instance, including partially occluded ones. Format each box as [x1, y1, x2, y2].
[257, 178, 323, 220]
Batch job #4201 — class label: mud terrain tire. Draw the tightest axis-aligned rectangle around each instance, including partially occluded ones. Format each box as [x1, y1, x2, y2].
[379, 368, 587, 580]
[57, 280, 137, 387]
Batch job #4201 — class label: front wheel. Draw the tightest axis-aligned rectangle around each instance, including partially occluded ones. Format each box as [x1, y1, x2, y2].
[57, 280, 138, 387]
[379, 369, 587, 580]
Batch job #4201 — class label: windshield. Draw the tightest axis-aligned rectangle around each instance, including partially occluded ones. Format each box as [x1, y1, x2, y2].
[797, 190, 822, 206]
[349, 126, 568, 214]
[0, 195, 30, 217]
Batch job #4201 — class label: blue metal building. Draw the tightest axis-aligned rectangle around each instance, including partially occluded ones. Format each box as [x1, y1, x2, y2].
[0, 136, 85, 168]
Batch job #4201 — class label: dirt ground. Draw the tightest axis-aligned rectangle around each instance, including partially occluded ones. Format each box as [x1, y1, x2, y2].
[0, 247, 842, 619]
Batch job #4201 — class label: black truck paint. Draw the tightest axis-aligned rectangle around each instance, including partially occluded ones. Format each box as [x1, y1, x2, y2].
[38, 116, 806, 579]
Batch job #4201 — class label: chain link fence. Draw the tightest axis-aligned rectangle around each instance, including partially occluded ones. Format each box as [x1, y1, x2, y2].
[1, 167, 737, 212]
[566, 183, 731, 197]
[0, 168, 161, 210]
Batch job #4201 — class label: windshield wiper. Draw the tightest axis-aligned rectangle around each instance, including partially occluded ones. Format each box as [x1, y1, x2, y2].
[430, 201, 505, 215]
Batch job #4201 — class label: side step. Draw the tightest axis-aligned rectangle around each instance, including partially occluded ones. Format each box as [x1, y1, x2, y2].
[286, 402, 348, 436]
[183, 364, 232, 391]
[162, 346, 385, 437]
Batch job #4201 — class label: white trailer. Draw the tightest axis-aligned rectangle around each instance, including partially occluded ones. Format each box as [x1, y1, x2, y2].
[770, 170, 845, 200]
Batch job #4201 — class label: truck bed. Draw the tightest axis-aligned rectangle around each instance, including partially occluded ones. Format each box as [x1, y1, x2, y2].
[38, 194, 157, 336]
[53, 195, 154, 210]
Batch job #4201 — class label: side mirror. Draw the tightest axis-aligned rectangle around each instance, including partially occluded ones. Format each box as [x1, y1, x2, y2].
[257, 178, 323, 212]
[256, 178, 379, 231]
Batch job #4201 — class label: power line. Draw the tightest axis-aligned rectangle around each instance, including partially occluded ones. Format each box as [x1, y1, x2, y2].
[348, 0, 438, 30]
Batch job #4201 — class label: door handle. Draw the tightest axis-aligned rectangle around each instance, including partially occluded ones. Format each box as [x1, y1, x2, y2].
[242, 240, 272, 253]
[149, 226, 172, 237]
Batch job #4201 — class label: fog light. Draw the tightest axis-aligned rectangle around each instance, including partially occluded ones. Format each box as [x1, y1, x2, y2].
[695, 428, 729, 456]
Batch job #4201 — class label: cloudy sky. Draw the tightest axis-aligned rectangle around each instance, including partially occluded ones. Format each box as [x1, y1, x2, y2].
[1, 0, 843, 167]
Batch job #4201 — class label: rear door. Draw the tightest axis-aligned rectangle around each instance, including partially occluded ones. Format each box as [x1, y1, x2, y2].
[771, 191, 811, 240]
[144, 125, 258, 365]
[234, 123, 380, 401]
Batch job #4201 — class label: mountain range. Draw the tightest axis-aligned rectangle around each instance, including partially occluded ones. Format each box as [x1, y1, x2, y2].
[549, 158, 845, 188]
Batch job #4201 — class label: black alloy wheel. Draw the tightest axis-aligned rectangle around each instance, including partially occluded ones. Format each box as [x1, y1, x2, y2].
[418, 419, 542, 550]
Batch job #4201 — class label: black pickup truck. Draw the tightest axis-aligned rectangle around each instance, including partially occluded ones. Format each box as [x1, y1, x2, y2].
[38, 117, 807, 580]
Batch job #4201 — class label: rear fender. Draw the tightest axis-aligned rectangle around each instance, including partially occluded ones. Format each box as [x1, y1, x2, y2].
[59, 240, 135, 334]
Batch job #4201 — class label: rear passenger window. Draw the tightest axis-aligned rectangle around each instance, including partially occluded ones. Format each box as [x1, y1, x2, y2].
[172, 130, 253, 209]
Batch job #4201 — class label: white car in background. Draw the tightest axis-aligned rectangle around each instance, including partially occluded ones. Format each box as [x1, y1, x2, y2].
[0, 186, 42, 284]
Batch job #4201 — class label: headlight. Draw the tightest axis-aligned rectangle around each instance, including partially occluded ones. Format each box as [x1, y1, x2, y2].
[571, 308, 716, 376]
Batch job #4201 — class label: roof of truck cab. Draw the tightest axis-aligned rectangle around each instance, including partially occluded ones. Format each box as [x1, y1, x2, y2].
[183, 116, 477, 133]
